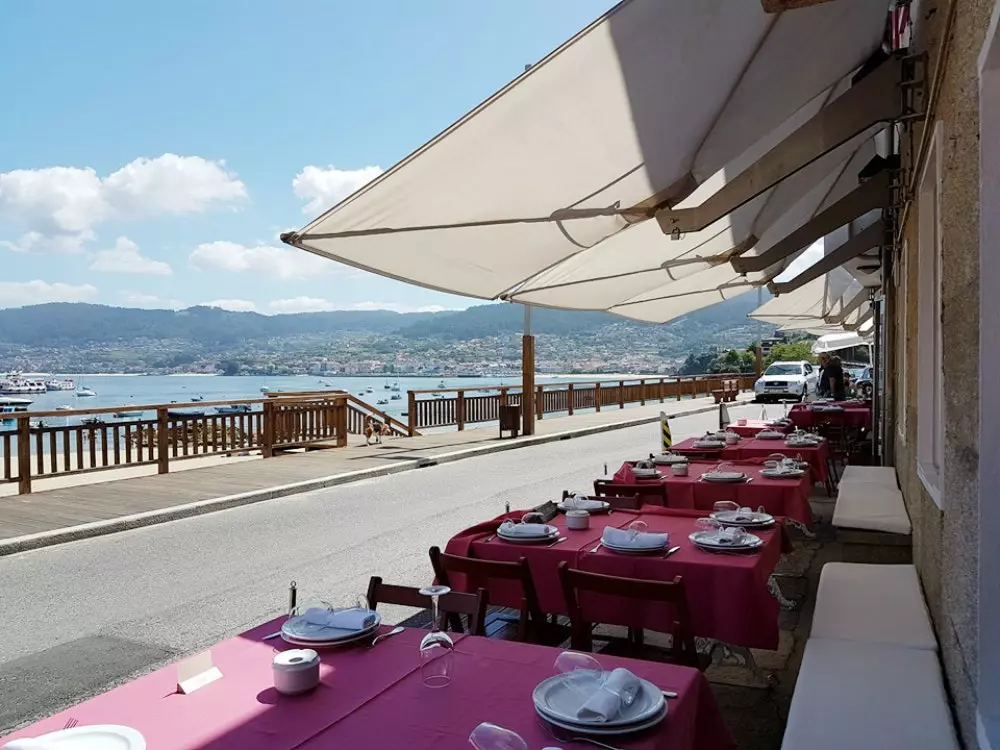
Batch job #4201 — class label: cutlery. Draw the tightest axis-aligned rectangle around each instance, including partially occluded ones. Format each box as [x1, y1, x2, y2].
[369, 626, 405, 648]
[662, 545, 681, 558]
[484, 534, 496, 543]
[263, 631, 283, 641]
[547, 536, 568, 548]
[63, 718, 78, 729]
[589, 542, 603, 553]
[661, 689, 679, 699]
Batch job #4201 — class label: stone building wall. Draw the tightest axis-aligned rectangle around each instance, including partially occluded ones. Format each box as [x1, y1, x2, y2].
[891, 1, 992, 746]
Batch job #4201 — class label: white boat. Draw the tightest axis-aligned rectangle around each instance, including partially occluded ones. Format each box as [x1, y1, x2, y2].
[437, 380, 447, 389]
[45, 378, 76, 391]
[391, 383, 401, 392]
[114, 410, 143, 419]
[0, 396, 33, 407]
[376, 398, 389, 405]
[0, 377, 46, 394]
[366, 387, 374, 393]
[260, 386, 270, 393]
[76, 387, 97, 397]
[55, 405, 73, 411]
[391, 393, 402, 400]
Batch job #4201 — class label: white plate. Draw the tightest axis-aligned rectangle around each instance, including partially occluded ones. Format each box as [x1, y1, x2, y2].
[602, 540, 668, 554]
[652, 454, 688, 465]
[692, 441, 725, 449]
[756, 431, 784, 440]
[497, 526, 559, 543]
[282, 611, 381, 642]
[16, 725, 146, 749]
[537, 705, 667, 736]
[711, 510, 775, 527]
[281, 629, 376, 648]
[532, 671, 665, 728]
[785, 440, 821, 448]
[557, 500, 611, 513]
[632, 469, 662, 479]
[688, 531, 763, 550]
[700, 472, 746, 483]
[761, 468, 806, 479]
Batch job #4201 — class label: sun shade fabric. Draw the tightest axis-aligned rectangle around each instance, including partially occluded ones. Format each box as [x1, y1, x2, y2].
[812, 332, 871, 353]
[289, 0, 890, 317]
[749, 268, 865, 324]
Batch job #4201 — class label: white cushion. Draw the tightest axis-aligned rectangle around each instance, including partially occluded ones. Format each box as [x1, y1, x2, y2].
[812, 563, 937, 650]
[833, 483, 911, 534]
[782, 638, 959, 750]
[840, 465, 898, 488]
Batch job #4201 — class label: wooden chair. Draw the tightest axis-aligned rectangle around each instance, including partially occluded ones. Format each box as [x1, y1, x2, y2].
[557, 561, 700, 667]
[562, 490, 641, 511]
[429, 546, 547, 642]
[593, 479, 667, 506]
[366, 576, 489, 636]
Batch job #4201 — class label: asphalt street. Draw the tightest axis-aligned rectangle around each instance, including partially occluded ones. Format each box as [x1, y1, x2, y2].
[0, 401, 767, 731]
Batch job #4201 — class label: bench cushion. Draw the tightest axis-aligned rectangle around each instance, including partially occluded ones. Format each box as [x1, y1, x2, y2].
[840, 465, 898, 488]
[782, 638, 959, 750]
[833, 483, 911, 534]
[811, 563, 936, 650]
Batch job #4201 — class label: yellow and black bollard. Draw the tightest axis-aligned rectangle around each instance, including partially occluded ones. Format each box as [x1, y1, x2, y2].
[659, 411, 672, 452]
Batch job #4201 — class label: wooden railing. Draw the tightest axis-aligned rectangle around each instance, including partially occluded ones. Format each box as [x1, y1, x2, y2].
[1, 393, 371, 495]
[266, 390, 410, 437]
[406, 373, 756, 435]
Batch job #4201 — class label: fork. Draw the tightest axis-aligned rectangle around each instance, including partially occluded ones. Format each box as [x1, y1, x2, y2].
[63, 718, 78, 729]
[546, 536, 568, 548]
[589, 542, 603, 553]
[538, 718, 626, 750]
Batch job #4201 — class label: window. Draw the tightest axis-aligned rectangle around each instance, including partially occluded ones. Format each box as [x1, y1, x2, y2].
[764, 364, 800, 376]
[916, 122, 944, 507]
[804, 364, 813, 374]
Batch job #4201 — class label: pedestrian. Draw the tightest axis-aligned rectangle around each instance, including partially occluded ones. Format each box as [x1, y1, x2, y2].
[816, 353, 830, 397]
[826, 355, 847, 401]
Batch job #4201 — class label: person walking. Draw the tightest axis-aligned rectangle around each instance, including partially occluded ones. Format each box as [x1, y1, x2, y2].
[816, 353, 830, 398]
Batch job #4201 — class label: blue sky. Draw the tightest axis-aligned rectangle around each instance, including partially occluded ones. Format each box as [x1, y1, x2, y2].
[0, 0, 611, 313]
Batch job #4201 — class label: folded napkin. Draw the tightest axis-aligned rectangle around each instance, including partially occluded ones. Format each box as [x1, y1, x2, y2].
[499, 521, 551, 538]
[303, 606, 377, 631]
[576, 668, 642, 723]
[714, 527, 746, 545]
[602, 527, 668, 549]
[564, 497, 608, 511]
[613, 462, 637, 483]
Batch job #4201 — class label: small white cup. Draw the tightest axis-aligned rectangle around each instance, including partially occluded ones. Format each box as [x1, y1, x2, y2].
[565, 509, 590, 530]
[737, 418, 747, 425]
[671, 463, 689, 476]
[725, 432, 740, 445]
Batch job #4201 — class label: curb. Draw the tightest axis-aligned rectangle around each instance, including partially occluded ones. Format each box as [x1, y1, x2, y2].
[0, 398, 748, 556]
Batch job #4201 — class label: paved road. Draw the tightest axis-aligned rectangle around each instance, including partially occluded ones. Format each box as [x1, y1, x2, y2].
[0, 402, 766, 732]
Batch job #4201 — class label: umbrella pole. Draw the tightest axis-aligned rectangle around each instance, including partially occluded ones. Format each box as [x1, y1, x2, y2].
[522, 304, 536, 436]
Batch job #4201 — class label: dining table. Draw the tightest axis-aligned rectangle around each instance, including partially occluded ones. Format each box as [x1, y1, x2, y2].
[665, 434, 830, 488]
[1, 621, 737, 750]
[446, 506, 791, 650]
[725, 419, 792, 438]
[787, 400, 872, 430]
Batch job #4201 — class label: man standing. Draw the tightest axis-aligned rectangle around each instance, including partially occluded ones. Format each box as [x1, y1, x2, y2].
[826, 355, 847, 401]
[816, 353, 830, 397]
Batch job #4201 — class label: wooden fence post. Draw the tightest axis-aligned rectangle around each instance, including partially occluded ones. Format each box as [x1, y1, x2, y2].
[659, 378, 665, 403]
[618, 380, 625, 409]
[156, 407, 169, 474]
[595, 382, 601, 412]
[262, 401, 275, 458]
[456, 390, 466, 431]
[335, 397, 348, 447]
[536, 385, 544, 420]
[407, 391, 416, 436]
[16, 416, 31, 495]
[640, 379, 646, 406]
[567, 383, 574, 415]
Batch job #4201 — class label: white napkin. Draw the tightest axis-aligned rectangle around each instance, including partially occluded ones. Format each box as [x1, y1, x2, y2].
[602, 527, 668, 549]
[564, 497, 607, 511]
[499, 521, 551, 538]
[576, 668, 642, 723]
[714, 528, 746, 545]
[303, 606, 376, 631]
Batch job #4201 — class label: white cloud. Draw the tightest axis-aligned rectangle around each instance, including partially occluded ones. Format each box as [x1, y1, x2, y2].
[202, 299, 257, 312]
[119, 291, 185, 309]
[0, 280, 99, 309]
[90, 236, 172, 275]
[0, 154, 246, 253]
[189, 240, 332, 279]
[292, 165, 383, 215]
[267, 297, 458, 314]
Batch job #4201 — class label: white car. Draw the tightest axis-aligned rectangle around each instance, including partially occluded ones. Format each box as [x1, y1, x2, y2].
[753, 360, 818, 402]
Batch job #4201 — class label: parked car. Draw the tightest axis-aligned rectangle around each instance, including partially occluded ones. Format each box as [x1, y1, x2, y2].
[753, 360, 818, 402]
[853, 365, 874, 399]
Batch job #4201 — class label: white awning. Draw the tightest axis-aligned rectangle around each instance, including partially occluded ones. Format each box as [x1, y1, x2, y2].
[285, 0, 891, 320]
[812, 331, 872, 353]
[749, 267, 867, 325]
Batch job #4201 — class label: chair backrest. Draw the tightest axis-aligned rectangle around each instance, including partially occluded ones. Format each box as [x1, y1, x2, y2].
[556, 561, 697, 666]
[366, 576, 489, 635]
[562, 489, 640, 511]
[428, 546, 544, 641]
[593, 479, 667, 504]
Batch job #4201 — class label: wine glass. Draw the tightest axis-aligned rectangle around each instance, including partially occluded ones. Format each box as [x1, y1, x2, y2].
[418, 584, 454, 688]
[468, 723, 528, 750]
[627, 520, 647, 541]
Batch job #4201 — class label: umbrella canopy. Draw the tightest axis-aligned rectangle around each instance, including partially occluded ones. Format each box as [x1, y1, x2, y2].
[283, 0, 891, 322]
[812, 331, 872, 353]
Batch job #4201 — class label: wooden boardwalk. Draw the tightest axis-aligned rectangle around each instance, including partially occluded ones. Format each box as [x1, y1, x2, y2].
[0, 395, 750, 546]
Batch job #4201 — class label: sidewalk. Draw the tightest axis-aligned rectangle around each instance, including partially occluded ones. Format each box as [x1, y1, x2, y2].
[0, 394, 754, 554]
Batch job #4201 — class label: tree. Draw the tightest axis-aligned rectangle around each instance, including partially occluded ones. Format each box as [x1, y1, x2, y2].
[764, 342, 816, 367]
[218, 359, 241, 376]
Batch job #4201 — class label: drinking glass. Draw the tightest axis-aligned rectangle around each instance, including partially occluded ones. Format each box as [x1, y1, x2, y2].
[695, 517, 721, 533]
[627, 520, 648, 540]
[418, 584, 454, 688]
[713, 501, 739, 514]
[468, 723, 528, 750]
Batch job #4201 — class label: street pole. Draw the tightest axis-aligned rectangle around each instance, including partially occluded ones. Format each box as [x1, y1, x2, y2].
[522, 303, 536, 436]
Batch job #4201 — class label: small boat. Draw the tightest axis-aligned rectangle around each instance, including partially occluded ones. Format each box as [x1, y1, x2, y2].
[437, 380, 447, 389]
[55, 404, 73, 411]
[391, 382, 401, 392]
[215, 404, 252, 415]
[0, 396, 32, 407]
[81, 417, 106, 426]
[390, 394, 402, 400]
[260, 386, 270, 393]
[401, 411, 408, 416]
[365, 387, 374, 394]
[113, 410, 143, 419]
[191, 396, 204, 402]
[76, 387, 96, 397]
[168, 409, 206, 418]
[45, 378, 76, 391]
[376, 398, 389, 405]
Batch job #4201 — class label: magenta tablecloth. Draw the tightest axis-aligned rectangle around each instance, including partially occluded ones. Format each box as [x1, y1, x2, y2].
[788, 402, 872, 430]
[726, 420, 789, 438]
[666, 436, 829, 489]
[3, 625, 736, 750]
[446, 507, 789, 649]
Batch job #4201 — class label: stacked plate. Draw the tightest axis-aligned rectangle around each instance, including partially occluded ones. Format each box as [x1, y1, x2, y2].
[281, 607, 382, 647]
[710, 509, 775, 528]
[701, 470, 747, 483]
[756, 430, 785, 440]
[602, 532, 668, 555]
[496, 522, 560, 544]
[786, 436, 822, 448]
[652, 453, 688, 465]
[689, 530, 764, 552]
[558, 498, 611, 513]
[632, 467, 662, 479]
[532, 671, 667, 736]
[6, 726, 147, 749]
[761, 466, 806, 479]
[692, 439, 725, 449]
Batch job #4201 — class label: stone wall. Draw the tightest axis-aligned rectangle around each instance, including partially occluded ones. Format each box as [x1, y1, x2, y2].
[892, 1, 993, 747]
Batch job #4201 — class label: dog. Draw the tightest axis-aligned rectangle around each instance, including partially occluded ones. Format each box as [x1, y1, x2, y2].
[379, 421, 394, 440]
[364, 417, 381, 446]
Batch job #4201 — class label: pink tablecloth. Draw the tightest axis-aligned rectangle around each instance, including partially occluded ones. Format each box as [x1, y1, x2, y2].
[726, 420, 791, 438]
[788, 401, 872, 430]
[665, 436, 829, 488]
[3, 624, 736, 750]
[446, 507, 790, 649]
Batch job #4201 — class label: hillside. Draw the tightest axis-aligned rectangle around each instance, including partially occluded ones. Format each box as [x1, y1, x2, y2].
[0, 296, 773, 374]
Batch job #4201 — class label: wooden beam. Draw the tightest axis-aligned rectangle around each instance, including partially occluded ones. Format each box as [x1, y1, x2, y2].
[656, 58, 902, 235]
[769, 220, 885, 295]
[731, 170, 892, 274]
[521, 334, 535, 436]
